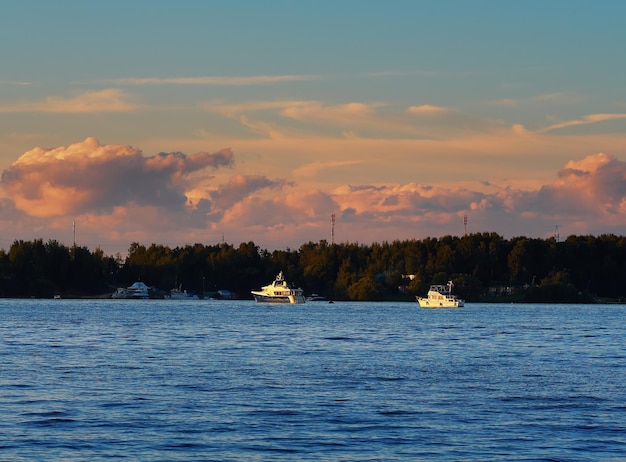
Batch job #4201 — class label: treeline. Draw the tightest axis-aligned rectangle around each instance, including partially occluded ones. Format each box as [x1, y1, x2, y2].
[1, 233, 626, 301]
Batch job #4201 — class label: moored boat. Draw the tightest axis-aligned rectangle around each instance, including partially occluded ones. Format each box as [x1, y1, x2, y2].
[251, 271, 306, 304]
[417, 281, 464, 308]
[306, 293, 327, 302]
[111, 281, 151, 299]
[167, 285, 199, 300]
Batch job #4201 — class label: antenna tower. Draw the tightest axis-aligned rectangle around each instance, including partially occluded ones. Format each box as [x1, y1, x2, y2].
[331, 214, 335, 245]
[463, 213, 468, 237]
[554, 225, 560, 242]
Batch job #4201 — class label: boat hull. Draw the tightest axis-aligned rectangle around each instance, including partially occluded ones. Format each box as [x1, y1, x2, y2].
[416, 296, 463, 308]
[252, 293, 306, 304]
[111, 291, 150, 299]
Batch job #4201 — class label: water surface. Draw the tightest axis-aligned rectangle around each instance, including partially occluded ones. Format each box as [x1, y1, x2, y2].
[1, 299, 625, 460]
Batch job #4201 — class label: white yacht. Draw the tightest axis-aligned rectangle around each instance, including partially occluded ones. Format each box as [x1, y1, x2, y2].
[417, 281, 464, 308]
[111, 281, 151, 299]
[251, 271, 306, 304]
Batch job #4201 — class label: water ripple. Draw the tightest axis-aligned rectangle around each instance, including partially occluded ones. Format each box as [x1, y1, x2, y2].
[0, 300, 625, 460]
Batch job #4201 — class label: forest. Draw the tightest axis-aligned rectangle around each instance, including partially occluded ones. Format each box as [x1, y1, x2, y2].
[1, 233, 626, 302]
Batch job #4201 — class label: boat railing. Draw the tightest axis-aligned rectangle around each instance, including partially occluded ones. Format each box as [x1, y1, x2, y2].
[429, 282, 458, 297]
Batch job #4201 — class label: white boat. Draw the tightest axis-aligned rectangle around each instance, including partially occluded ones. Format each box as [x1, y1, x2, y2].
[111, 281, 151, 299]
[417, 281, 464, 308]
[306, 293, 327, 302]
[167, 286, 199, 300]
[251, 271, 306, 304]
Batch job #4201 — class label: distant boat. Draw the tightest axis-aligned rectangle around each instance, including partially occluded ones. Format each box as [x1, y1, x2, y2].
[416, 281, 464, 308]
[111, 281, 151, 299]
[306, 293, 327, 302]
[251, 271, 306, 304]
[167, 285, 199, 300]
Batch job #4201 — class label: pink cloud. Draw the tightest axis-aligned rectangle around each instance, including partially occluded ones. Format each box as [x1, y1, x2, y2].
[204, 100, 504, 139]
[207, 174, 293, 216]
[1, 137, 233, 217]
[530, 153, 626, 218]
[316, 153, 626, 239]
[540, 113, 626, 133]
[406, 104, 450, 114]
[1, 138, 626, 251]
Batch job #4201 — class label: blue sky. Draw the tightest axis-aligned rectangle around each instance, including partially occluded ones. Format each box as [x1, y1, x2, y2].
[1, 1, 626, 254]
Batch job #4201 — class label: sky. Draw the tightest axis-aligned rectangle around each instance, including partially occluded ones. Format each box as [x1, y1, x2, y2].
[1, 1, 626, 255]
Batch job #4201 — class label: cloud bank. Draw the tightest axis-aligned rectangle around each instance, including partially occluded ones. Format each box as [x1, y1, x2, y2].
[1, 139, 625, 252]
[1, 137, 237, 218]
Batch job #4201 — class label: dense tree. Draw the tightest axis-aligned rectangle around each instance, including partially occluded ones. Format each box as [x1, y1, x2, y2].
[2, 233, 626, 301]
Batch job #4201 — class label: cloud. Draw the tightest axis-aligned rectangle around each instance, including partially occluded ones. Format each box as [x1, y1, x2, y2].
[314, 152, 626, 239]
[406, 104, 503, 134]
[2, 138, 626, 251]
[530, 153, 626, 217]
[293, 160, 364, 179]
[206, 174, 293, 216]
[406, 104, 450, 114]
[207, 100, 381, 123]
[490, 92, 571, 107]
[278, 102, 388, 134]
[203, 99, 503, 139]
[1, 137, 233, 217]
[222, 189, 334, 228]
[204, 100, 313, 119]
[281, 102, 380, 124]
[0, 89, 137, 113]
[106, 75, 320, 86]
[330, 183, 486, 223]
[540, 113, 626, 133]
